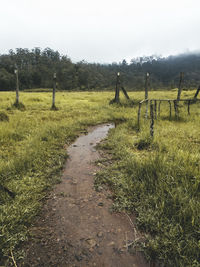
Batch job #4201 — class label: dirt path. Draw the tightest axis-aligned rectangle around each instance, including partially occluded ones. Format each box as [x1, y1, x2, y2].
[21, 124, 149, 267]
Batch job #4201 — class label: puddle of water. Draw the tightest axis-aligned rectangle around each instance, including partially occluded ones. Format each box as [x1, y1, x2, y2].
[69, 123, 114, 150]
[63, 123, 114, 177]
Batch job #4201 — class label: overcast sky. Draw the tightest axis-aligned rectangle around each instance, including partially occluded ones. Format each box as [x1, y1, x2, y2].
[0, 0, 200, 63]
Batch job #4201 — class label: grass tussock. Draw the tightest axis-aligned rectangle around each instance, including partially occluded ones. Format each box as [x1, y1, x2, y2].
[50, 105, 59, 111]
[10, 102, 26, 111]
[0, 112, 9, 122]
[0, 89, 199, 266]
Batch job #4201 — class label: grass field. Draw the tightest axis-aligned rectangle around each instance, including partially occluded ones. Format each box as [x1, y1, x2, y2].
[0, 90, 200, 266]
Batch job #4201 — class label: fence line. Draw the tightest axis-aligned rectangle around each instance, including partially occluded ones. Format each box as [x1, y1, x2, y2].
[137, 98, 200, 136]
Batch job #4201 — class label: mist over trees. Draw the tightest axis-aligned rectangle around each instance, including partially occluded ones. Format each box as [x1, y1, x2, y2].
[0, 47, 200, 91]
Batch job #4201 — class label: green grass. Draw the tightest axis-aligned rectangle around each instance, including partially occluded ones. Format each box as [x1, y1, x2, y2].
[0, 89, 200, 266]
[95, 91, 200, 266]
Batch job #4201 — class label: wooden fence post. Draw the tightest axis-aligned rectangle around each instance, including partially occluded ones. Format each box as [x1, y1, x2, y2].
[145, 73, 149, 118]
[188, 100, 191, 115]
[137, 102, 142, 130]
[14, 66, 19, 104]
[52, 72, 56, 109]
[121, 86, 130, 100]
[154, 100, 157, 119]
[168, 100, 172, 118]
[150, 100, 154, 137]
[194, 85, 200, 100]
[114, 72, 120, 103]
[145, 100, 148, 119]
[110, 72, 130, 104]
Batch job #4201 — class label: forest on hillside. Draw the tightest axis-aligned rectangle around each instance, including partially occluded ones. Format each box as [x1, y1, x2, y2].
[0, 47, 200, 91]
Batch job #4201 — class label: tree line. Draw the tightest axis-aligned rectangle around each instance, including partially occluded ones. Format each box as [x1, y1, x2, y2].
[0, 47, 200, 91]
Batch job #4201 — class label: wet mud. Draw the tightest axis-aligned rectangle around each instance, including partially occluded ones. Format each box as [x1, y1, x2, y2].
[21, 123, 149, 267]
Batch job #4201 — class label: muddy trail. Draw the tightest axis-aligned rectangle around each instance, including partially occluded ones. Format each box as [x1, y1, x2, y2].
[21, 124, 149, 267]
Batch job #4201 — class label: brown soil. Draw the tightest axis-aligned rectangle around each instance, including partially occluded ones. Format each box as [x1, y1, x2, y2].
[20, 124, 150, 267]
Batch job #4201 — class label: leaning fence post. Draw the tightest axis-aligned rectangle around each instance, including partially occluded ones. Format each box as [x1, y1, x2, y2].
[150, 100, 154, 137]
[137, 102, 142, 130]
[194, 85, 200, 100]
[188, 100, 191, 115]
[168, 100, 172, 119]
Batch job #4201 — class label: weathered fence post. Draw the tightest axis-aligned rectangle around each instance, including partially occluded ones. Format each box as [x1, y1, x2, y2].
[145, 100, 148, 119]
[52, 72, 56, 109]
[137, 102, 142, 130]
[145, 72, 149, 118]
[114, 72, 120, 103]
[158, 101, 161, 117]
[168, 100, 172, 118]
[150, 100, 154, 137]
[121, 86, 130, 100]
[194, 85, 200, 100]
[14, 65, 19, 104]
[110, 72, 130, 104]
[154, 100, 157, 120]
[188, 100, 191, 115]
